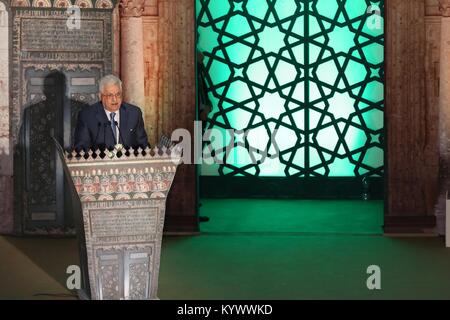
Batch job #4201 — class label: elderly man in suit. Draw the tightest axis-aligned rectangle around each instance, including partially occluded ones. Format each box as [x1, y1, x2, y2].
[74, 75, 149, 151]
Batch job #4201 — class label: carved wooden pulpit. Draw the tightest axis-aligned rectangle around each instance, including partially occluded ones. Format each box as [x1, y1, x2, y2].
[56, 142, 180, 300]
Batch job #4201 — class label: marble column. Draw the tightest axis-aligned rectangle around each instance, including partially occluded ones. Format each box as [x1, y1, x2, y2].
[437, 0, 450, 235]
[119, 0, 146, 115]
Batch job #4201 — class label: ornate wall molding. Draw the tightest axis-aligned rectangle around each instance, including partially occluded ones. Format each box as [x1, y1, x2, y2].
[427, 0, 441, 16]
[31, 0, 51, 7]
[10, 0, 116, 8]
[95, 0, 113, 9]
[53, 0, 71, 8]
[143, 0, 157, 16]
[439, 0, 450, 16]
[11, 0, 31, 7]
[74, 0, 93, 8]
[119, 0, 144, 17]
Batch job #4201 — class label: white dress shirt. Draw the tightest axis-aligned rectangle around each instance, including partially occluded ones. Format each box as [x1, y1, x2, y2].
[104, 108, 120, 144]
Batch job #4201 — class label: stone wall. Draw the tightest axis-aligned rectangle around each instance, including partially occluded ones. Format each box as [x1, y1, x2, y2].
[141, 0, 198, 233]
[0, 1, 12, 234]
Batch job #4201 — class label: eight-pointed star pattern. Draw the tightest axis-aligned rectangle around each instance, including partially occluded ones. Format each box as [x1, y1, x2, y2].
[197, 0, 384, 177]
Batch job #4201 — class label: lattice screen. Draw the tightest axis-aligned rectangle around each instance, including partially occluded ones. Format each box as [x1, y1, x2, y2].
[197, 0, 384, 177]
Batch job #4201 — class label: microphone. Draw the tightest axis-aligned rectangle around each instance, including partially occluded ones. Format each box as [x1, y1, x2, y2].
[103, 121, 110, 151]
[92, 122, 102, 150]
[114, 120, 126, 147]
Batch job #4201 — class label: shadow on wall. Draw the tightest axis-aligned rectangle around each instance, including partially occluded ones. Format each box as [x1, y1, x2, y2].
[0, 134, 13, 234]
[0, 68, 12, 234]
[14, 71, 89, 235]
[0, 0, 12, 235]
[0, 71, 92, 298]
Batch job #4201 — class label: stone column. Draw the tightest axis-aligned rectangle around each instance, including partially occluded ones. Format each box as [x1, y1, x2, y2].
[119, 0, 146, 114]
[437, 0, 450, 235]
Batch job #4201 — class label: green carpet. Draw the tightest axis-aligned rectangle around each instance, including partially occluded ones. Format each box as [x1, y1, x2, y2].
[2, 199, 450, 299]
[159, 235, 450, 300]
[199, 199, 384, 234]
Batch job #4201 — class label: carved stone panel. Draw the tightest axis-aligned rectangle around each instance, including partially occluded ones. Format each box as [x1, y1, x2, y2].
[0, 2, 9, 164]
[10, 7, 115, 235]
[0, 1, 12, 234]
[65, 151, 180, 299]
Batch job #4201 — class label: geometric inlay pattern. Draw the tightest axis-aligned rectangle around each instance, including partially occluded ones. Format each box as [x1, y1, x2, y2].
[197, 0, 384, 177]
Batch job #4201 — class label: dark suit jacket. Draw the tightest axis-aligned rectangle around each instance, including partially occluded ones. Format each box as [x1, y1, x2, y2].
[74, 101, 149, 151]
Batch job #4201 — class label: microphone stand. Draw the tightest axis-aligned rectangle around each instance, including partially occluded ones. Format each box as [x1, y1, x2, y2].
[102, 121, 109, 157]
[93, 122, 102, 154]
[114, 120, 127, 157]
[113, 121, 125, 146]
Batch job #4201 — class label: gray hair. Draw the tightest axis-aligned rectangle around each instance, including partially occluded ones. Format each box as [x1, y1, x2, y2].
[99, 74, 122, 93]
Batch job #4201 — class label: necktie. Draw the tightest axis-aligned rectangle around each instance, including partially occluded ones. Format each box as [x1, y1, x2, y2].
[110, 112, 117, 144]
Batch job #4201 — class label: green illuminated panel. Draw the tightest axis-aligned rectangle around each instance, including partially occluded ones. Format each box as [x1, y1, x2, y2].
[198, 0, 384, 177]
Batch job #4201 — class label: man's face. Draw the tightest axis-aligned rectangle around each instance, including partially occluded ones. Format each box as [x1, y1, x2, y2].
[101, 84, 122, 112]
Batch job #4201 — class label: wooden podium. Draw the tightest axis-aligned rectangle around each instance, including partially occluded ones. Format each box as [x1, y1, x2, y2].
[56, 142, 180, 300]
